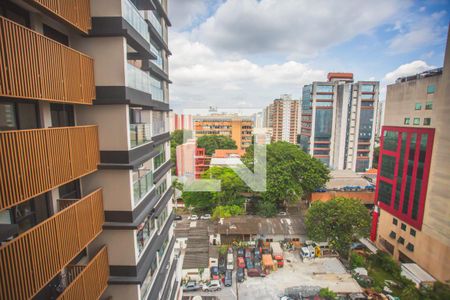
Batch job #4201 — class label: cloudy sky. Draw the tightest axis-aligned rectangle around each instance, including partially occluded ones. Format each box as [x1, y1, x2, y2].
[167, 0, 449, 112]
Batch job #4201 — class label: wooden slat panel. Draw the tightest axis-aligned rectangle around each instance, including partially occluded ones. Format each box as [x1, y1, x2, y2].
[0, 126, 99, 211]
[0, 189, 104, 300]
[0, 17, 94, 104]
[57, 247, 109, 300]
[30, 0, 91, 33]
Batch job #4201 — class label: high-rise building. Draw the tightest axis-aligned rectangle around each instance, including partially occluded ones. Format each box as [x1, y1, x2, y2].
[263, 103, 274, 128]
[299, 73, 379, 172]
[371, 30, 450, 282]
[170, 112, 193, 132]
[268, 94, 300, 144]
[193, 114, 254, 150]
[0, 1, 180, 300]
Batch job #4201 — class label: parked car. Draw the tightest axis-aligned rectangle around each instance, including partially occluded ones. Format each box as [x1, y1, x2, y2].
[237, 247, 245, 257]
[200, 214, 211, 220]
[188, 215, 198, 220]
[237, 257, 245, 268]
[247, 268, 264, 277]
[244, 248, 252, 259]
[279, 296, 293, 300]
[253, 248, 261, 260]
[236, 268, 245, 282]
[174, 215, 182, 220]
[224, 270, 233, 287]
[182, 281, 201, 291]
[202, 280, 221, 292]
[218, 258, 226, 275]
[278, 211, 287, 216]
[210, 266, 219, 280]
[227, 247, 233, 254]
[245, 258, 254, 269]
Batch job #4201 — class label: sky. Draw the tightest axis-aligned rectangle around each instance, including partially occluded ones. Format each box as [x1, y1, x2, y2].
[167, 0, 450, 112]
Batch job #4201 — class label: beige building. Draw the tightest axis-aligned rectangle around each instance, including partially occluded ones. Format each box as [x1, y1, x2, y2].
[193, 114, 254, 150]
[267, 94, 300, 144]
[371, 29, 450, 282]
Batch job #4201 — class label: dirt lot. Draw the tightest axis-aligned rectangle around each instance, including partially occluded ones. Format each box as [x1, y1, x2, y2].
[183, 250, 362, 300]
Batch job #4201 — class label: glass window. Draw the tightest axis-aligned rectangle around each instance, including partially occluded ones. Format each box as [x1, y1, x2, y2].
[316, 94, 333, 100]
[406, 243, 414, 252]
[140, 256, 158, 298]
[316, 101, 333, 107]
[156, 178, 168, 196]
[404, 118, 410, 125]
[425, 101, 432, 110]
[423, 118, 431, 126]
[361, 84, 374, 92]
[361, 93, 374, 100]
[401, 223, 406, 231]
[0, 102, 17, 131]
[152, 111, 166, 136]
[398, 237, 405, 245]
[393, 218, 398, 225]
[427, 84, 435, 94]
[377, 181, 393, 206]
[383, 131, 398, 151]
[410, 228, 416, 237]
[133, 159, 154, 206]
[51, 104, 74, 127]
[316, 85, 333, 93]
[156, 206, 169, 230]
[413, 118, 420, 125]
[136, 215, 156, 256]
[380, 155, 396, 179]
[415, 103, 422, 110]
[389, 231, 396, 239]
[154, 145, 166, 170]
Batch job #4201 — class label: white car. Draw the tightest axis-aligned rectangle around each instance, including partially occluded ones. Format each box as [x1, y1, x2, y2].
[200, 214, 211, 220]
[278, 212, 287, 216]
[188, 215, 198, 220]
[202, 280, 221, 292]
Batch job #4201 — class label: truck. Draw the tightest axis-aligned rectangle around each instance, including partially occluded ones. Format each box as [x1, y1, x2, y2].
[271, 242, 284, 267]
[300, 246, 315, 261]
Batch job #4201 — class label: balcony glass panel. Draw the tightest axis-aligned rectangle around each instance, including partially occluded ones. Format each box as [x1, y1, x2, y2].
[126, 63, 165, 102]
[150, 76, 164, 102]
[130, 123, 151, 148]
[154, 145, 166, 170]
[136, 215, 156, 256]
[152, 111, 167, 135]
[133, 171, 154, 206]
[147, 11, 162, 36]
[123, 0, 150, 44]
[150, 44, 164, 69]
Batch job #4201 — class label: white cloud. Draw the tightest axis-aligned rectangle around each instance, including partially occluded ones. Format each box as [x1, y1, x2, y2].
[383, 60, 435, 84]
[189, 0, 408, 58]
[168, 0, 210, 30]
[169, 33, 326, 111]
[387, 10, 447, 54]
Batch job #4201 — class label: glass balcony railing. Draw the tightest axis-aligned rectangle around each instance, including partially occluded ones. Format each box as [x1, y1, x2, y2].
[150, 44, 163, 69]
[133, 172, 154, 205]
[127, 63, 165, 102]
[123, 0, 150, 44]
[130, 123, 151, 148]
[147, 11, 162, 36]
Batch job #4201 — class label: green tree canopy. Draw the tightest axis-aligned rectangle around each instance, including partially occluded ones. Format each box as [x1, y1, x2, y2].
[305, 197, 370, 256]
[197, 135, 237, 156]
[243, 142, 330, 214]
[212, 205, 245, 219]
[182, 167, 246, 213]
[372, 146, 380, 169]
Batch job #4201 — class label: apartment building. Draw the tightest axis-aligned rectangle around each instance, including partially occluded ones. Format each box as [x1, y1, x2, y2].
[299, 73, 379, 172]
[0, 0, 181, 300]
[263, 103, 274, 128]
[267, 94, 300, 144]
[370, 31, 450, 282]
[193, 114, 254, 150]
[170, 112, 193, 132]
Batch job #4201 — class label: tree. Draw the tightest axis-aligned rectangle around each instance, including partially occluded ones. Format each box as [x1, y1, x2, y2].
[305, 197, 370, 256]
[319, 288, 337, 300]
[372, 146, 380, 169]
[197, 135, 237, 156]
[256, 200, 277, 217]
[212, 205, 244, 219]
[243, 142, 330, 212]
[182, 167, 246, 213]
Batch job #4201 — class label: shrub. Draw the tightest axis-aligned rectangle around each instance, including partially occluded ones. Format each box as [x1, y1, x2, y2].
[350, 252, 367, 269]
[368, 251, 401, 277]
[319, 288, 337, 300]
[212, 205, 244, 219]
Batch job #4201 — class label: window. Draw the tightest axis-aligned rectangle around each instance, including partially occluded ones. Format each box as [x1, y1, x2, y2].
[423, 118, 431, 126]
[406, 243, 414, 252]
[11, 194, 50, 234]
[415, 103, 422, 110]
[0, 1, 30, 27]
[393, 218, 398, 225]
[316, 85, 333, 93]
[43, 24, 69, 46]
[133, 159, 154, 206]
[140, 256, 158, 298]
[427, 84, 435, 94]
[51, 104, 74, 127]
[389, 231, 396, 239]
[0, 101, 39, 131]
[410, 228, 416, 237]
[425, 101, 432, 110]
[0, 102, 16, 131]
[413, 118, 420, 125]
[59, 180, 80, 199]
[153, 145, 166, 170]
[401, 223, 406, 231]
[361, 84, 375, 92]
[404, 118, 410, 125]
[136, 215, 156, 256]
[397, 237, 405, 245]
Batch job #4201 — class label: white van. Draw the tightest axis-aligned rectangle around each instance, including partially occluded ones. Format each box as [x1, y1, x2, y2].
[226, 253, 234, 270]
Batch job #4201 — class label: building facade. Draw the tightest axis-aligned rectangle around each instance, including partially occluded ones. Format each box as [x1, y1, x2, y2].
[299, 73, 379, 172]
[268, 95, 300, 144]
[371, 32, 450, 282]
[0, 0, 181, 299]
[170, 112, 193, 132]
[193, 114, 254, 150]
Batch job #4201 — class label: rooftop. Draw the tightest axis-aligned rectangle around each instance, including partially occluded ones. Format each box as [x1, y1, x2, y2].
[395, 67, 443, 84]
[325, 170, 371, 190]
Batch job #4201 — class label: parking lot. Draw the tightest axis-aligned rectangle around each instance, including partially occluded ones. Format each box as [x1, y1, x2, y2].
[184, 250, 363, 300]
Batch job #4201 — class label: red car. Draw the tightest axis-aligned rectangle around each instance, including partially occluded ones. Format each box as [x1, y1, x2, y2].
[237, 257, 245, 268]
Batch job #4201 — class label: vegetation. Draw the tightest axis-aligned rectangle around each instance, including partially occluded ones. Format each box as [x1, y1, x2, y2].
[197, 135, 237, 156]
[319, 288, 337, 300]
[212, 205, 245, 219]
[350, 252, 367, 269]
[372, 146, 380, 169]
[305, 197, 370, 256]
[243, 142, 330, 216]
[182, 167, 246, 213]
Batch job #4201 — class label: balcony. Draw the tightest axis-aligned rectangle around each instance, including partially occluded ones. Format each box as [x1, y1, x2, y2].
[146, 11, 163, 36]
[130, 123, 152, 148]
[57, 246, 109, 300]
[0, 126, 100, 210]
[29, 0, 92, 33]
[134, 171, 154, 206]
[123, 0, 150, 45]
[0, 189, 104, 300]
[126, 63, 165, 102]
[0, 17, 95, 105]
